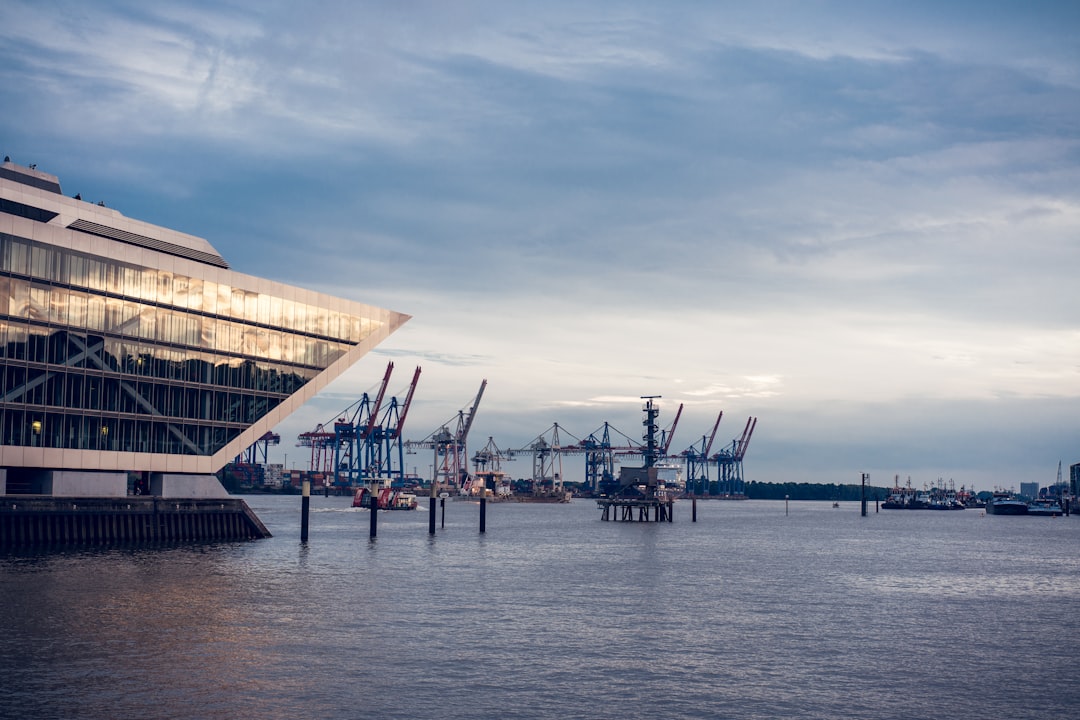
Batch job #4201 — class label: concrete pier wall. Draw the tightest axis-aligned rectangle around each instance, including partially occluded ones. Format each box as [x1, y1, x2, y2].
[0, 497, 271, 548]
[150, 473, 230, 499]
[48, 471, 128, 497]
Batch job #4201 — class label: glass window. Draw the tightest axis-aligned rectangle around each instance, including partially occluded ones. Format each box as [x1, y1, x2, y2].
[105, 260, 123, 295]
[140, 306, 158, 340]
[68, 291, 87, 329]
[187, 276, 203, 312]
[69, 253, 88, 288]
[49, 248, 68, 284]
[8, 277, 28, 318]
[157, 270, 173, 305]
[173, 273, 189, 310]
[102, 296, 121, 333]
[9, 237, 30, 275]
[231, 287, 245, 318]
[269, 295, 282, 327]
[217, 283, 231, 317]
[28, 284, 49, 322]
[123, 266, 140, 298]
[257, 293, 270, 325]
[85, 257, 104, 292]
[282, 299, 295, 332]
[48, 286, 68, 325]
[86, 294, 105, 332]
[244, 290, 258, 322]
[202, 280, 216, 314]
[29, 243, 49, 279]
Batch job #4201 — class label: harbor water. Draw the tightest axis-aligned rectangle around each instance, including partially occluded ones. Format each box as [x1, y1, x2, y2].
[2, 496, 1078, 719]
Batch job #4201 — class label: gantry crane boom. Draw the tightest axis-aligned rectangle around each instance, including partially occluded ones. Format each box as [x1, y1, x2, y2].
[460, 379, 487, 444]
[390, 366, 422, 439]
[661, 403, 684, 456]
[362, 361, 394, 439]
[704, 411, 723, 457]
[735, 417, 757, 460]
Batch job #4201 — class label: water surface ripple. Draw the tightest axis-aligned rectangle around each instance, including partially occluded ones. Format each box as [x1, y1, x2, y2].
[2, 497, 1078, 719]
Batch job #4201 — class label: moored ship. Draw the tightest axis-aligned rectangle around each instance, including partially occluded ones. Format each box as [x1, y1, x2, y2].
[882, 476, 966, 510]
[1026, 498, 1063, 517]
[985, 491, 1028, 515]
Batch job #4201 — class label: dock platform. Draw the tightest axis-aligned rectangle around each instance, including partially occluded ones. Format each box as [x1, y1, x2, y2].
[597, 497, 674, 522]
[0, 497, 272, 548]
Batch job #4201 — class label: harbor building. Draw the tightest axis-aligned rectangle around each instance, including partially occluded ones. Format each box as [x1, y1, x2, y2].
[0, 158, 409, 501]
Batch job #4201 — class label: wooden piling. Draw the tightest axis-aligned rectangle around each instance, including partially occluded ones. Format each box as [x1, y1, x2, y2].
[480, 497, 487, 533]
[301, 479, 311, 542]
[369, 492, 378, 539]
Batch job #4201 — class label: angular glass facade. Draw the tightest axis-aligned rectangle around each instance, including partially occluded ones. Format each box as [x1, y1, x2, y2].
[0, 160, 408, 476]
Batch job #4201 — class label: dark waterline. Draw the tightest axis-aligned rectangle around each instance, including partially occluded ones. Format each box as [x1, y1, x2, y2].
[2, 496, 1078, 720]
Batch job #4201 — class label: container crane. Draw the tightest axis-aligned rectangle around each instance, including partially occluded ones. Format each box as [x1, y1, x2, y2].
[516, 423, 580, 495]
[471, 436, 513, 497]
[364, 365, 421, 485]
[333, 361, 394, 486]
[712, 416, 756, 496]
[406, 379, 487, 493]
[579, 423, 616, 495]
[660, 402, 684, 458]
[681, 411, 722, 496]
[560, 422, 646, 495]
[297, 423, 336, 478]
[238, 431, 280, 465]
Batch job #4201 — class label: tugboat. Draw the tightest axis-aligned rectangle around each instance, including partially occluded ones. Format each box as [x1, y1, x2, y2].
[352, 485, 418, 510]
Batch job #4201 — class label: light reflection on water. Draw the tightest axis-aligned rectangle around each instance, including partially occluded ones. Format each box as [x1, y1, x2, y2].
[2, 496, 1079, 720]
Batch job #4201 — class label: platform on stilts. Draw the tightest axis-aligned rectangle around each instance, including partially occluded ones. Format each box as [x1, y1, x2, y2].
[597, 497, 673, 522]
[594, 396, 680, 523]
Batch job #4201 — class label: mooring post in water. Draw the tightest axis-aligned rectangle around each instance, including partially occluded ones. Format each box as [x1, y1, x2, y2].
[692, 497, 697, 522]
[479, 497, 486, 533]
[369, 492, 378, 539]
[324, 482, 329, 498]
[785, 494, 789, 516]
[441, 496, 446, 529]
[300, 479, 310, 542]
[429, 481, 437, 535]
[861, 473, 868, 517]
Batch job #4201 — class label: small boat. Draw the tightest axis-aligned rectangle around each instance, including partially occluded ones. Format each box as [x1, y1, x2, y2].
[352, 487, 419, 510]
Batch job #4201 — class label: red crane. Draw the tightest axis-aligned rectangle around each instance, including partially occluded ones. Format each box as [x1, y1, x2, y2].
[704, 411, 724, 457]
[734, 416, 757, 460]
[361, 361, 395, 441]
[661, 402, 684, 457]
[389, 365, 422, 440]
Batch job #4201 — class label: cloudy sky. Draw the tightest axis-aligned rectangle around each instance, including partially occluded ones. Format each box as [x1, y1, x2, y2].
[2, 1, 1078, 489]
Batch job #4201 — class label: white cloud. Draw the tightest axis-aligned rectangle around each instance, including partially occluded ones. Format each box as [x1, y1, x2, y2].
[2, 0, 1078, 487]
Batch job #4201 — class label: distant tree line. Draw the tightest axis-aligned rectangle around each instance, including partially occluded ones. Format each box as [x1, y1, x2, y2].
[745, 481, 890, 501]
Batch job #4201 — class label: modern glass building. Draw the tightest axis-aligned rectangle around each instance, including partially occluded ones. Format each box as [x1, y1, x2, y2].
[0, 158, 409, 497]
